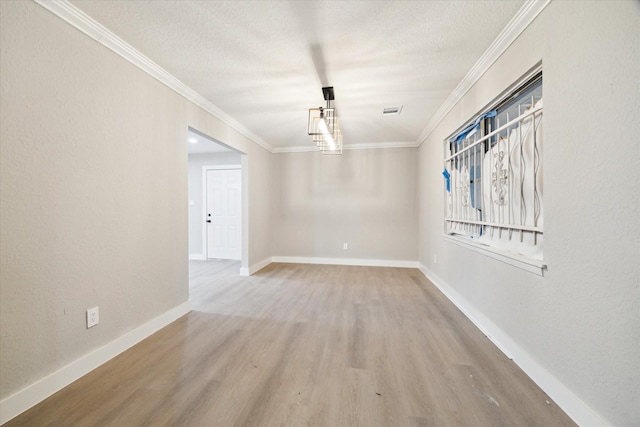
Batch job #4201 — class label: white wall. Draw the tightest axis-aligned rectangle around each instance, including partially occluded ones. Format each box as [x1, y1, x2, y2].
[0, 0, 272, 405]
[272, 148, 417, 262]
[188, 152, 242, 257]
[418, 1, 639, 425]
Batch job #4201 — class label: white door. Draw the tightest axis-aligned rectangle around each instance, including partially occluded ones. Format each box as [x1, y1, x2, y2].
[206, 168, 241, 260]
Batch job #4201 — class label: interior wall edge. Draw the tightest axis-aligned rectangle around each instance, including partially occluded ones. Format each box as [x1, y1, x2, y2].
[417, 264, 612, 427]
[0, 301, 192, 425]
[32, 0, 273, 154]
[271, 256, 419, 269]
[272, 141, 420, 153]
[240, 256, 274, 276]
[415, 0, 551, 145]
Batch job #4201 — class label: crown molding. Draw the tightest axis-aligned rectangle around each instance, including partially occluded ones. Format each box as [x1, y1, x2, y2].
[34, 0, 550, 155]
[416, 0, 551, 146]
[343, 141, 419, 151]
[272, 146, 319, 154]
[34, 0, 274, 154]
[272, 141, 418, 154]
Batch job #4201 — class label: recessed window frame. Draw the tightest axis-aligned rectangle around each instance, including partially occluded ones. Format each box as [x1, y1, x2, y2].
[442, 64, 545, 275]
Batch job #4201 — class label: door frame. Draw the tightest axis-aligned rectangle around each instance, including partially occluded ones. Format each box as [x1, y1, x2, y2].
[202, 165, 242, 260]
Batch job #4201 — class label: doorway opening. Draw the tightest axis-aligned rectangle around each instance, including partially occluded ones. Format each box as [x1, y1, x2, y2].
[186, 127, 247, 277]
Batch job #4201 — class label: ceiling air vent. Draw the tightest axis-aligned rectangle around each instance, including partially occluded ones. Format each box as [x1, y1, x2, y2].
[382, 106, 403, 116]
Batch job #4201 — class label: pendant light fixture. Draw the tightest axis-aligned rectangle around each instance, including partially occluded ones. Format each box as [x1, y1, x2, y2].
[308, 86, 342, 154]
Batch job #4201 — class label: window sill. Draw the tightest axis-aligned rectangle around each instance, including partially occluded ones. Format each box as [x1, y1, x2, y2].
[442, 234, 546, 276]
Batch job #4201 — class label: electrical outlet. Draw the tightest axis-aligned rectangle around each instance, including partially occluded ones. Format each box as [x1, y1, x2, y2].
[343, 242, 348, 250]
[87, 307, 99, 328]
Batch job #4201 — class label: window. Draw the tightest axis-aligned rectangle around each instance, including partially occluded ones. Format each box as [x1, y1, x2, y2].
[443, 71, 543, 266]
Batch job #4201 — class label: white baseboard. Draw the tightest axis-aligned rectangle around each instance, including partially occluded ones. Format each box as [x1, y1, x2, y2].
[0, 301, 192, 425]
[272, 256, 419, 269]
[239, 256, 419, 276]
[239, 256, 273, 276]
[188, 254, 206, 260]
[417, 264, 610, 427]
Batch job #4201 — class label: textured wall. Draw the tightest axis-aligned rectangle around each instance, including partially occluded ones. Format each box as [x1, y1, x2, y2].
[0, 1, 272, 400]
[417, 1, 640, 425]
[187, 152, 242, 256]
[272, 148, 418, 261]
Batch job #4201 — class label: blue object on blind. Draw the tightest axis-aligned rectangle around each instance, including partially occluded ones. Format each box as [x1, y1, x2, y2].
[442, 169, 450, 193]
[450, 110, 497, 144]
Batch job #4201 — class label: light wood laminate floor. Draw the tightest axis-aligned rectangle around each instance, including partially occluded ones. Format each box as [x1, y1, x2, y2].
[5, 261, 575, 426]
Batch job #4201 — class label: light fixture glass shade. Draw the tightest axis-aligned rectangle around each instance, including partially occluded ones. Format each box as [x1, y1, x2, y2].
[308, 107, 335, 135]
[320, 119, 342, 155]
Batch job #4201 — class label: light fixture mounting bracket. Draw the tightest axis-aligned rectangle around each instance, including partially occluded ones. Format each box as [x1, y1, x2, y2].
[322, 87, 334, 101]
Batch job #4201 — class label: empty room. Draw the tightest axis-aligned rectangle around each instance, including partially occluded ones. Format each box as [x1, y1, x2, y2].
[0, 0, 638, 426]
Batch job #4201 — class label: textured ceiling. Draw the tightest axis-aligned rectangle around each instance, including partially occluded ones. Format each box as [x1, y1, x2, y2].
[70, 0, 525, 150]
